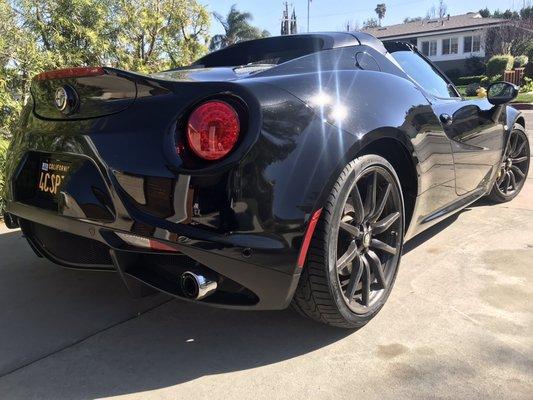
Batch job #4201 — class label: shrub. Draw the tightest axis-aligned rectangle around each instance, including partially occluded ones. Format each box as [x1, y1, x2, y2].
[520, 77, 533, 93]
[524, 62, 533, 79]
[465, 83, 481, 96]
[486, 55, 515, 78]
[514, 55, 529, 68]
[465, 56, 486, 75]
[527, 45, 533, 62]
[445, 68, 462, 83]
[456, 75, 486, 85]
[490, 74, 503, 83]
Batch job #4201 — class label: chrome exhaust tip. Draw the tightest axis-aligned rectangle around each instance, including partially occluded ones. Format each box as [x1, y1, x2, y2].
[180, 271, 217, 300]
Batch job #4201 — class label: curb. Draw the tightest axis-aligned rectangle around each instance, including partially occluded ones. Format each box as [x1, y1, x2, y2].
[512, 103, 533, 110]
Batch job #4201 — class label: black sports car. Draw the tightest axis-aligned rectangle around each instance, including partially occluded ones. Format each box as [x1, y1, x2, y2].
[2, 32, 529, 328]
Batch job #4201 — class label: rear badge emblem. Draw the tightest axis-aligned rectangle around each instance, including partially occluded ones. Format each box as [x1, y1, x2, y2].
[54, 85, 78, 115]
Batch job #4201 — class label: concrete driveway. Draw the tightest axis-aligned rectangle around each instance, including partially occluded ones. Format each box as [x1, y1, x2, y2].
[0, 112, 532, 400]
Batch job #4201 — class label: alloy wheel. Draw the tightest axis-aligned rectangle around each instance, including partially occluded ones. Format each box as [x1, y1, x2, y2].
[335, 166, 403, 314]
[496, 129, 530, 196]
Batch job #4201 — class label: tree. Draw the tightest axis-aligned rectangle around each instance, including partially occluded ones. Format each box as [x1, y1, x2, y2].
[493, 9, 520, 19]
[403, 17, 422, 23]
[0, 0, 21, 138]
[485, 12, 533, 57]
[210, 5, 269, 51]
[479, 8, 491, 18]
[426, 0, 447, 19]
[437, 0, 447, 18]
[363, 17, 379, 28]
[14, 0, 116, 68]
[374, 3, 386, 26]
[112, 0, 210, 72]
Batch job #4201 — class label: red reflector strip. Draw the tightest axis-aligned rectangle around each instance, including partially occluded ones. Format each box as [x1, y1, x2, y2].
[116, 232, 179, 253]
[34, 67, 106, 81]
[297, 208, 323, 268]
[148, 239, 179, 252]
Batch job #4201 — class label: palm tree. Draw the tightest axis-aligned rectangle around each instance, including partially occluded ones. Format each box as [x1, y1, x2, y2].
[375, 3, 387, 26]
[209, 5, 269, 51]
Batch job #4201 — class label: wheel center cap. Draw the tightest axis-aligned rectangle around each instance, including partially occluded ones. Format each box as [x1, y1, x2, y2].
[363, 232, 371, 248]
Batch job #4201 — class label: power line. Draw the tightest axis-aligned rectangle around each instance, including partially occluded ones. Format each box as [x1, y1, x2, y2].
[307, 0, 429, 19]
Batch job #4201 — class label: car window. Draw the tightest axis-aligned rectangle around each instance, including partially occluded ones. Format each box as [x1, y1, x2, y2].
[388, 50, 458, 99]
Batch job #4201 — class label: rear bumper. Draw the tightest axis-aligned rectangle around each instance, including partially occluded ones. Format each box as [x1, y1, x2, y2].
[6, 202, 300, 310]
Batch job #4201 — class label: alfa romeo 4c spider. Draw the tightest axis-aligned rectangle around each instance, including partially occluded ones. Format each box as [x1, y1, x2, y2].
[3, 32, 529, 328]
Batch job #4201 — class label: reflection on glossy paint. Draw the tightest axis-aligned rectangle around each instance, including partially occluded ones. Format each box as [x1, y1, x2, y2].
[329, 104, 348, 122]
[309, 91, 332, 107]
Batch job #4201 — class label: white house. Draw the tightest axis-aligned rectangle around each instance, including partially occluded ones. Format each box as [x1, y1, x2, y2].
[364, 12, 506, 74]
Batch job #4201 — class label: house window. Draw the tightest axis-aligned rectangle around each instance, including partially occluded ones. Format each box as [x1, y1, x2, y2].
[421, 40, 437, 57]
[464, 35, 481, 53]
[442, 38, 458, 55]
[473, 35, 481, 52]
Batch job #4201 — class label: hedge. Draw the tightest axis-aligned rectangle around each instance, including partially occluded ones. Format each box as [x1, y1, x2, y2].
[514, 55, 529, 68]
[486, 55, 515, 78]
[456, 75, 486, 85]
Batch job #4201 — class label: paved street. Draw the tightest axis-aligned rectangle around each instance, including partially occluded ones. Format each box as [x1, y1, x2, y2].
[0, 111, 531, 400]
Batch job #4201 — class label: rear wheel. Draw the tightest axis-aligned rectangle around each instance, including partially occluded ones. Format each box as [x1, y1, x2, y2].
[292, 155, 405, 328]
[487, 126, 530, 203]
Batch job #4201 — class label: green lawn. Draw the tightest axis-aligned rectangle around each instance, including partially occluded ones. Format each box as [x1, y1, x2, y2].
[515, 92, 533, 103]
[455, 85, 533, 103]
[0, 138, 8, 151]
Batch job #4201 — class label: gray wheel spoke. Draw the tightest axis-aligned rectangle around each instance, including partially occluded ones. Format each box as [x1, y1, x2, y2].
[361, 255, 371, 306]
[367, 250, 387, 289]
[336, 240, 358, 271]
[511, 156, 528, 164]
[371, 182, 391, 222]
[509, 134, 518, 155]
[511, 166, 525, 178]
[510, 141, 526, 158]
[363, 172, 377, 220]
[349, 185, 365, 225]
[371, 238, 396, 255]
[499, 172, 510, 192]
[372, 211, 400, 235]
[509, 170, 517, 190]
[346, 253, 363, 300]
[340, 221, 360, 238]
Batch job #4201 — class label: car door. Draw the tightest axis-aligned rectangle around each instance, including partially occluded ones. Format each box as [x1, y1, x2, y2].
[386, 45, 505, 197]
[431, 97, 506, 195]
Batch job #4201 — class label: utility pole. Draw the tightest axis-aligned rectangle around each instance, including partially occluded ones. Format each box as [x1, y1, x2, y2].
[307, 0, 311, 32]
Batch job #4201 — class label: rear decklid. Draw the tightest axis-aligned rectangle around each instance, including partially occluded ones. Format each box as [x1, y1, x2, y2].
[31, 67, 138, 120]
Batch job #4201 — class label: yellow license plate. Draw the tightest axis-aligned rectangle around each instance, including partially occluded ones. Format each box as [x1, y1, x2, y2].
[37, 161, 70, 196]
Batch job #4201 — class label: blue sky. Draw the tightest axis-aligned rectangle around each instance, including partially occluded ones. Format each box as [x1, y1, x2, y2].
[206, 0, 529, 35]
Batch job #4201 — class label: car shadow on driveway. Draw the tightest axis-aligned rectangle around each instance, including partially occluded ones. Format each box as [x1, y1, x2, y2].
[0, 199, 489, 399]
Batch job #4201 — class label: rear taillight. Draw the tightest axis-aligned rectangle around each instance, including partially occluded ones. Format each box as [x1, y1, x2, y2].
[34, 67, 106, 81]
[186, 100, 240, 161]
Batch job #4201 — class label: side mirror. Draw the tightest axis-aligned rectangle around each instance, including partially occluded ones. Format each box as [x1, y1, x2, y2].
[487, 82, 519, 105]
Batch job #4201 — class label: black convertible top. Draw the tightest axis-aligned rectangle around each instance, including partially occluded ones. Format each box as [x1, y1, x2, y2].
[195, 32, 387, 68]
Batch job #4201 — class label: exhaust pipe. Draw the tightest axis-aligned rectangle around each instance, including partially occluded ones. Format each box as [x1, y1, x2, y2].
[180, 271, 217, 300]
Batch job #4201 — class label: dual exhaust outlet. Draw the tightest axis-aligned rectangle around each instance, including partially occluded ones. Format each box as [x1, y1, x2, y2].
[180, 271, 217, 300]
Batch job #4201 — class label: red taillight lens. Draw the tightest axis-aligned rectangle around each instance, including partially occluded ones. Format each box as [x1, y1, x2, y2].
[186, 100, 240, 160]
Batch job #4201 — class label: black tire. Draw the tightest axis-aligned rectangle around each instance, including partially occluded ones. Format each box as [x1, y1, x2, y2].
[487, 125, 530, 203]
[292, 154, 405, 329]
